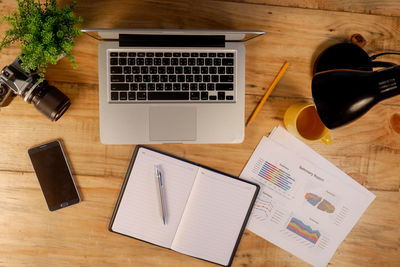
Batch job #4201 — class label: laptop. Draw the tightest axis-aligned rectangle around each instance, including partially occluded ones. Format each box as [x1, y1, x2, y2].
[82, 29, 265, 144]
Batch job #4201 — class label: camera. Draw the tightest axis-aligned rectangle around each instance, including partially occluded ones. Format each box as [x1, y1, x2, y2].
[0, 57, 70, 121]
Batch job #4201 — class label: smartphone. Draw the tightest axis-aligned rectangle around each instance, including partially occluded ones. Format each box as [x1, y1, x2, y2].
[28, 140, 80, 211]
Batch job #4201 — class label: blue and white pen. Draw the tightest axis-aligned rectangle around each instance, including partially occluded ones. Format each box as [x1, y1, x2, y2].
[155, 165, 167, 225]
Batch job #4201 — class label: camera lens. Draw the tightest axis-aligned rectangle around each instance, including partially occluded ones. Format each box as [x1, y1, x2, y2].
[30, 82, 71, 121]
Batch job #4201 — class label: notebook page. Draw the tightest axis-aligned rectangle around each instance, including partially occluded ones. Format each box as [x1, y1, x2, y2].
[171, 168, 257, 266]
[111, 147, 198, 248]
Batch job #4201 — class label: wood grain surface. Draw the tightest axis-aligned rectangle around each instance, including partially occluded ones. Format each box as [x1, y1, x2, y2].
[0, 0, 399, 266]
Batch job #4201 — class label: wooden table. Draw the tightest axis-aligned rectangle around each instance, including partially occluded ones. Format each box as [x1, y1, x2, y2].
[0, 0, 399, 266]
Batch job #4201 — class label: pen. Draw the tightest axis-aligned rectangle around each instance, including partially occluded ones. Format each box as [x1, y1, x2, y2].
[155, 165, 167, 225]
[246, 61, 290, 125]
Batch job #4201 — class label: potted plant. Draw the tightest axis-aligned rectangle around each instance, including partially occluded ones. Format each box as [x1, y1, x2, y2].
[0, 0, 82, 77]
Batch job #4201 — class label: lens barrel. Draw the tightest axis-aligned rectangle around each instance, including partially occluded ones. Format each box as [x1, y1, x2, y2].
[30, 83, 71, 121]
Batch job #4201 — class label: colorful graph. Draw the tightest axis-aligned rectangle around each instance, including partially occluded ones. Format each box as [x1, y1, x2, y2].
[317, 200, 335, 213]
[258, 161, 295, 191]
[305, 193, 322, 206]
[287, 217, 321, 244]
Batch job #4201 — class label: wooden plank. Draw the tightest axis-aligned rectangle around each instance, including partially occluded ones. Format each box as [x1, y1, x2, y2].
[0, 171, 397, 266]
[222, 0, 400, 17]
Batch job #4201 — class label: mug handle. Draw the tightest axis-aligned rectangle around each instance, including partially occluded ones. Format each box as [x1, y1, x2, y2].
[321, 134, 333, 145]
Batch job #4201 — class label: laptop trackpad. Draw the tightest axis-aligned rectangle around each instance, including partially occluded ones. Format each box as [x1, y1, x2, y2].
[149, 107, 197, 142]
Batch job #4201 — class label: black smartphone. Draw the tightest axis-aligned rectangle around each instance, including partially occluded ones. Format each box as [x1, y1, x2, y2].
[28, 140, 80, 211]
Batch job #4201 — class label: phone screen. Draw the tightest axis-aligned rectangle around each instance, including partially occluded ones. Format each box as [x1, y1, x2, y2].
[28, 140, 80, 211]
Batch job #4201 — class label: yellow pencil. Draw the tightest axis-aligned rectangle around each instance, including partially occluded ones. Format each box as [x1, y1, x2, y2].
[246, 61, 290, 125]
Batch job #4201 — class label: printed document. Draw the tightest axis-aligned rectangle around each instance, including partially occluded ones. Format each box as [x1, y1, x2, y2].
[240, 127, 375, 267]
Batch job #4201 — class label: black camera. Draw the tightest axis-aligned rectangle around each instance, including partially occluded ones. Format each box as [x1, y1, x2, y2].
[0, 57, 70, 121]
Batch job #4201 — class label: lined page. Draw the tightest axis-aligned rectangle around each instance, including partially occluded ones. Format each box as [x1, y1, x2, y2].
[171, 168, 257, 266]
[111, 147, 198, 248]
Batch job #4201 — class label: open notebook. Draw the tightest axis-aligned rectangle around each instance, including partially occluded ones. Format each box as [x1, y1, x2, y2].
[109, 146, 259, 266]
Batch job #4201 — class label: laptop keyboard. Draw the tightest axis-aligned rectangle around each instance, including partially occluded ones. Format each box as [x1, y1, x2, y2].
[108, 50, 236, 102]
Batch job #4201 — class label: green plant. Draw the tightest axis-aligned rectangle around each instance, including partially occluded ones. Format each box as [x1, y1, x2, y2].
[0, 0, 82, 77]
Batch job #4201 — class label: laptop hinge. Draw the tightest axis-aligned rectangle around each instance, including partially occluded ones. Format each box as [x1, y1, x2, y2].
[119, 34, 225, 47]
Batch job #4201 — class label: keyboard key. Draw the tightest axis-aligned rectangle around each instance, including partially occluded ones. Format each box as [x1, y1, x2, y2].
[110, 52, 118, 57]
[128, 92, 136, 100]
[190, 92, 200, 100]
[201, 92, 208, 100]
[119, 58, 127, 65]
[137, 52, 145, 57]
[136, 58, 144, 65]
[169, 75, 176, 82]
[111, 83, 129, 90]
[226, 67, 234, 74]
[214, 58, 221, 65]
[191, 52, 199, 57]
[154, 58, 161, 65]
[173, 52, 181, 57]
[162, 58, 170, 65]
[156, 83, 164, 91]
[209, 95, 217, 100]
[184, 67, 191, 74]
[182, 52, 190, 57]
[160, 75, 168, 82]
[131, 67, 140, 74]
[218, 91, 225, 100]
[165, 83, 172, 90]
[195, 75, 202, 82]
[137, 92, 146, 100]
[145, 58, 153, 65]
[128, 58, 135, 65]
[220, 75, 234, 82]
[175, 67, 183, 74]
[203, 75, 210, 82]
[164, 52, 172, 57]
[111, 92, 119, 100]
[226, 53, 234, 57]
[130, 84, 138, 91]
[119, 52, 127, 57]
[208, 53, 216, 57]
[146, 52, 154, 57]
[209, 67, 217, 74]
[200, 53, 207, 57]
[143, 75, 151, 82]
[205, 58, 213, 65]
[126, 75, 133, 82]
[171, 58, 179, 65]
[197, 58, 204, 65]
[201, 67, 208, 74]
[216, 83, 234, 91]
[167, 67, 174, 74]
[110, 58, 118, 65]
[218, 67, 225, 74]
[141, 67, 149, 74]
[217, 53, 225, 57]
[186, 75, 193, 82]
[188, 58, 196, 65]
[139, 83, 147, 90]
[148, 92, 189, 100]
[199, 84, 206, 90]
[207, 84, 215, 91]
[158, 67, 166, 74]
[179, 58, 187, 65]
[222, 58, 234, 66]
[155, 52, 163, 57]
[150, 67, 158, 74]
[120, 92, 127, 100]
[152, 75, 159, 82]
[128, 52, 136, 57]
[212, 75, 219, 82]
[226, 95, 234, 100]
[148, 83, 155, 91]
[111, 75, 125, 82]
[111, 66, 122, 74]
[192, 67, 200, 74]
[135, 75, 142, 82]
[190, 84, 198, 91]
[173, 83, 181, 90]
[178, 75, 185, 82]
[123, 67, 131, 74]
[182, 83, 189, 90]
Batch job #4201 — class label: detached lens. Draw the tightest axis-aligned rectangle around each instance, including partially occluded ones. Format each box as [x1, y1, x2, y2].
[31, 83, 71, 121]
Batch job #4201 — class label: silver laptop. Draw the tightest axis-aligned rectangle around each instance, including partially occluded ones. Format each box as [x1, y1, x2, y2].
[82, 29, 265, 144]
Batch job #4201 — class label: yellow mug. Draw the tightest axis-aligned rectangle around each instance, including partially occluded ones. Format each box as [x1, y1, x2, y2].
[283, 103, 332, 145]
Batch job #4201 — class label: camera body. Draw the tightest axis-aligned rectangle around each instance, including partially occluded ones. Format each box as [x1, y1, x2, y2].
[0, 57, 70, 121]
